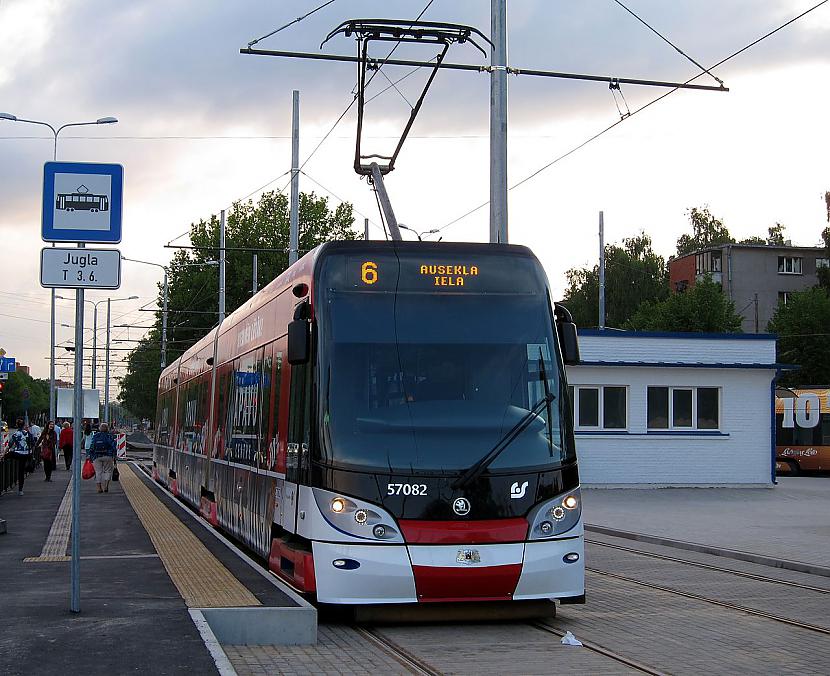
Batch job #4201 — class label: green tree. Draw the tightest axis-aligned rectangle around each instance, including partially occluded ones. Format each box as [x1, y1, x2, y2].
[768, 288, 830, 387]
[766, 222, 786, 245]
[561, 233, 668, 328]
[626, 277, 743, 333]
[117, 190, 357, 420]
[117, 329, 163, 421]
[676, 206, 734, 256]
[1, 371, 49, 423]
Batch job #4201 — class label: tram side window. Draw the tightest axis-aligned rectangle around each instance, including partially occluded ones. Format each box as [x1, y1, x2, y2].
[259, 347, 273, 470]
[157, 393, 173, 446]
[216, 367, 232, 459]
[227, 350, 263, 466]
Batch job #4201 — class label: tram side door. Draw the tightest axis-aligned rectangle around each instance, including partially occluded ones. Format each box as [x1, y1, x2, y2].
[284, 360, 311, 534]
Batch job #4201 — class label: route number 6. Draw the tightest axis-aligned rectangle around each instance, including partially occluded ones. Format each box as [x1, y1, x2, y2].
[361, 261, 378, 285]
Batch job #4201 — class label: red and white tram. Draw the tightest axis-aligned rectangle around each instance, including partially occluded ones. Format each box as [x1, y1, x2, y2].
[154, 241, 585, 605]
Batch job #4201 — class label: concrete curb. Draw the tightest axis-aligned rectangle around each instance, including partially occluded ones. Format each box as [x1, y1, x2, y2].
[197, 606, 316, 646]
[585, 524, 830, 578]
[189, 609, 238, 675]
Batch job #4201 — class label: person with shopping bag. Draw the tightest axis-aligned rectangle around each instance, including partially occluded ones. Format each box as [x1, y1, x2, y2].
[36, 421, 58, 482]
[88, 422, 117, 493]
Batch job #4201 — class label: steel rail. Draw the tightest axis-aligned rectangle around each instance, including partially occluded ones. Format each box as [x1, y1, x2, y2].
[587, 567, 830, 636]
[355, 627, 443, 675]
[531, 622, 667, 675]
[240, 48, 728, 92]
[586, 538, 830, 594]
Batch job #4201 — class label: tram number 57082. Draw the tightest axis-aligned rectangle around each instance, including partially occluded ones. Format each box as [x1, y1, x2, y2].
[387, 483, 428, 496]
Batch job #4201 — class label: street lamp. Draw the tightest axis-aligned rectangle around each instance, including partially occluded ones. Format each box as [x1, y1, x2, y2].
[0, 113, 118, 426]
[121, 257, 219, 368]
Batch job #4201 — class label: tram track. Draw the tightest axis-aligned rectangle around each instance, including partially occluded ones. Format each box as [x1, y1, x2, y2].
[586, 538, 830, 594]
[586, 567, 830, 636]
[531, 621, 667, 675]
[355, 627, 443, 675]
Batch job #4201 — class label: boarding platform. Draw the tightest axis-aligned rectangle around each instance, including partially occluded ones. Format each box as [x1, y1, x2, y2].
[0, 460, 313, 676]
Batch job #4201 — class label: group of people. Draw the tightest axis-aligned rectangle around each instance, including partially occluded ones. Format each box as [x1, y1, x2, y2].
[6, 419, 119, 495]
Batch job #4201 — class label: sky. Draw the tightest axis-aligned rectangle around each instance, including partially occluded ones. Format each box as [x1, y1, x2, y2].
[1, 0, 829, 389]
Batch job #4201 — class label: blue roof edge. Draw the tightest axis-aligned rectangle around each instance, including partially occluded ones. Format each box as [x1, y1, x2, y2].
[579, 329, 777, 341]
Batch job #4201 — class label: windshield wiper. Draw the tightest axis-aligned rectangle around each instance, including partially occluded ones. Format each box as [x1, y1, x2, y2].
[452, 392, 555, 489]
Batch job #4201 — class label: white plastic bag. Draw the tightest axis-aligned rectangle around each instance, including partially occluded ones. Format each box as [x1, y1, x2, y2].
[560, 631, 583, 647]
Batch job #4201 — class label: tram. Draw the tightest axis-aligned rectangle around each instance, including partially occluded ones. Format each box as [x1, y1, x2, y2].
[153, 240, 585, 605]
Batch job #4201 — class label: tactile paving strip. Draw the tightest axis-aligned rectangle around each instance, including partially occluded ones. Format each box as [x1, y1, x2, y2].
[120, 463, 261, 608]
[24, 478, 73, 563]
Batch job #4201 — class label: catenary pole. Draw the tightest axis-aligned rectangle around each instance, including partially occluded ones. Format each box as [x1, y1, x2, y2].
[289, 90, 300, 265]
[490, 0, 508, 244]
[104, 298, 111, 422]
[70, 287, 84, 613]
[252, 253, 258, 294]
[364, 217, 369, 241]
[91, 305, 98, 391]
[161, 270, 168, 368]
[599, 211, 606, 329]
[219, 210, 226, 322]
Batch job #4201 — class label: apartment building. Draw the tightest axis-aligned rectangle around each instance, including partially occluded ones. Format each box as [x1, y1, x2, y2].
[668, 243, 827, 333]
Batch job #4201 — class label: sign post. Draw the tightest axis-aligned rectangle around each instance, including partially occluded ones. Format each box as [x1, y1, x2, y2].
[41, 161, 123, 615]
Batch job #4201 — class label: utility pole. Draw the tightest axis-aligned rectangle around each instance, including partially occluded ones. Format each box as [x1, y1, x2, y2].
[161, 270, 168, 368]
[489, 0, 508, 244]
[252, 253, 258, 294]
[219, 209, 226, 322]
[754, 293, 759, 333]
[599, 211, 606, 329]
[71, 286, 83, 613]
[364, 217, 369, 241]
[289, 90, 300, 265]
[104, 299, 111, 422]
[91, 306, 98, 390]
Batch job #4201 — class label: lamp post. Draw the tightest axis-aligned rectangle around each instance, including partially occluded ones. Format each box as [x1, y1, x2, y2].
[121, 257, 218, 368]
[0, 113, 118, 425]
[57, 294, 137, 418]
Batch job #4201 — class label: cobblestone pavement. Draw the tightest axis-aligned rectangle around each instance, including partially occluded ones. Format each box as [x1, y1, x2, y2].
[587, 532, 830, 591]
[224, 625, 416, 675]
[585, 538, 830, 628]
[582, 477, 830, 568]
[545, 571, 830, 675]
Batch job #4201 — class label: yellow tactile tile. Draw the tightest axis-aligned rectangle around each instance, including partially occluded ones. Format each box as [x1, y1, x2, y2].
[120, 463, 260, 608]
[24, 479, 73, 563]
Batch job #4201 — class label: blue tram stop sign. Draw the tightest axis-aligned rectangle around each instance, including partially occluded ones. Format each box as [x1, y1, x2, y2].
[42, 161, 123, 244]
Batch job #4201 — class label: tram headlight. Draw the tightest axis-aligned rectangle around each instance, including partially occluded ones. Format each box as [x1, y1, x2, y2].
[373, 525, 386, 538]
[330, 497, 346, 514]
[549, 505, 566, 521]
[354, 509, 368, 525]
[527, 488, 582, 540]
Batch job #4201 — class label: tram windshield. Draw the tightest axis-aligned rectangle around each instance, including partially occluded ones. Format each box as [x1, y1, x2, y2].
[316, 248, 575, 475]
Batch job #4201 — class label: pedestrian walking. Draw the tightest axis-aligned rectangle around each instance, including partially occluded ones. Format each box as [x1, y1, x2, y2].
[8, 418, 35, 495]
[37, 421, 58, 482]
[59, 421, 74, 471]
[88, 422, 117, 493]
[82, 420, 94, 453]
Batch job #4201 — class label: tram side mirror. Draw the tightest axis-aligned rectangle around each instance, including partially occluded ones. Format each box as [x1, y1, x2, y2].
[288, 300, 311, 365]
[554, 303, 580, 366]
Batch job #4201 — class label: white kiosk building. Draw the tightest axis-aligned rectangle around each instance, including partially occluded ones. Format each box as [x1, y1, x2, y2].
[566, 330, 781, 487]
